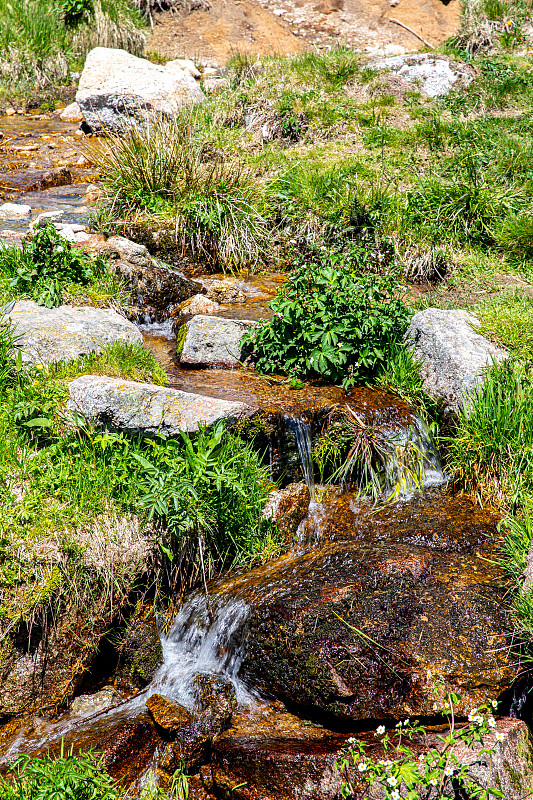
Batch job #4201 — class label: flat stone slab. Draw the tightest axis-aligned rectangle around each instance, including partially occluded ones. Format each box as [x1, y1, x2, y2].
[6, 301, 143, 365]
[405, 308, 508, 413]
[179, 315, 257, 368]
[67, 376, 256, 435]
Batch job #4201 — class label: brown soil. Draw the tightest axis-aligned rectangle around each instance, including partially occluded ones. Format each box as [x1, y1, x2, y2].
[146, 0, 461, 65]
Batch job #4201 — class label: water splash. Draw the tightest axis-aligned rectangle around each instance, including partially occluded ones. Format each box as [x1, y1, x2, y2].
[286, 415, 315, 500]
[380, 416, 444, 501]
[146, 591, 256, 709]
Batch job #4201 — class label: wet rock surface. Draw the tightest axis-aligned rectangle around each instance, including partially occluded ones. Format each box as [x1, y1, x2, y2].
[179, 315, 257, 368]
[211, 712, 533, 800]
[262, 482, 311, 540]
[106, 236, 202, 319]
[7, 301, 142, 365]
[115, 604, 163, 690]
[406, 308, 508, 413]
[241, 538, 515, 722]
[67, 376, 257, 435]
[76, 47, 204, 133]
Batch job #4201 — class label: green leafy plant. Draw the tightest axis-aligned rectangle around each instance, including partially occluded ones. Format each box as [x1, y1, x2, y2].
[244, 245, 410, 389]
[0, 301, 22, 390]
[133, 423, 276, 574]
[0, 226, 107, 308]
[0, 750, 124, 800]
[62, 0, 93, 26]
[336, 686, 504, 800]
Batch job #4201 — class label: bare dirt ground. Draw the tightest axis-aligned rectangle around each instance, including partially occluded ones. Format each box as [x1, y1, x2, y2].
[146, 0, 461, 65]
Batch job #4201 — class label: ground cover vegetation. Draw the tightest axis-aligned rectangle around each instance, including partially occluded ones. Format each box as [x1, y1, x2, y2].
[0, 750, 189, 800]
[0, 0, 145, 106]
[89, 0, 533, 658]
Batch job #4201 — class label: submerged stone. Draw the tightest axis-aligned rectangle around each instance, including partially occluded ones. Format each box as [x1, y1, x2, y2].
[67, 376, 256, 435]
[262, 482, 311, 540]
[179, 315, 257, 368]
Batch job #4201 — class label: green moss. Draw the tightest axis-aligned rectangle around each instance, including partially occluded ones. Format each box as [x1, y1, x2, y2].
[175, 324, 188, 361]
[504, 758, 523, 793]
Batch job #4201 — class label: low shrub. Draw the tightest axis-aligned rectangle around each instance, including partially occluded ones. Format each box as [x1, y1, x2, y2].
[0, 226, 110, 308]
[244, 245, 410, 389]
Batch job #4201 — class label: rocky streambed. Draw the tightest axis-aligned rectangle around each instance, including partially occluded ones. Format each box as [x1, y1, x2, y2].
[0, 112, 532, 800]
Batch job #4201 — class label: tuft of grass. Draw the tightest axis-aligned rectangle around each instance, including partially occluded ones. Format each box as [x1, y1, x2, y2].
[447, 359, 533, 509]
[476, 291, 533, 359]
[494, 210, 533, 259]
[0, 0, 144, 104]
[290, 48, 360, 91]
[44, 341, 168, 385]
[93, 110, 273, 271]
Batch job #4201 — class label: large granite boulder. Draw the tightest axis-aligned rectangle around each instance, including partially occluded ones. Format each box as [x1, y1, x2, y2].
[105, 236, 202, 319]
[179, 315, 257, 368]
[240, 539, 515, 722]
[5, 301, 142, 365]
[67, 376, 256, 435]
[405, 309, 508, 413]
[76, 47, 204, 133]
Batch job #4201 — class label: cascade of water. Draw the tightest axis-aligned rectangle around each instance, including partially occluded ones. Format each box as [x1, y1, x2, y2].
[286, 415, 315, 500]
[381, 415, 444, 500]
[146, 591, 256, 709]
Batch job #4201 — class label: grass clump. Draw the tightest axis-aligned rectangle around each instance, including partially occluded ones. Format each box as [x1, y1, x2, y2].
[0, 752, 123, 800]
[93, 111, 273, 271]
[0, 0, 144, 104]
[244, 243, 409, 389]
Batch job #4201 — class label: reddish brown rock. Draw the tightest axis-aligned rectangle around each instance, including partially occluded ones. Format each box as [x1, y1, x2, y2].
[240, 539, 516, 722]
[146, 694, 193, 732]
[262, 482, 311, 540]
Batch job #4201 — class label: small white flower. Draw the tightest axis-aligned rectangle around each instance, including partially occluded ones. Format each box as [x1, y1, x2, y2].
[488, 717, 496, 728]
[419, 754, 426, 762]
[358, 762, 367, 772]
[427, 670, 432, 679]
[444, 767, 454, 777]
[495, 732, 505, 743]
[491, 700, 498, 708]
[387, 776, 398, 787]
[384, 760, 393, 768]
[403, 718, 410, 726]
[376, 725, 386, 736]
[395, 721, 402, 728]
[347, 737, 357, 744]
[391, 791, 400, 800]
[430, 778, 438, 786]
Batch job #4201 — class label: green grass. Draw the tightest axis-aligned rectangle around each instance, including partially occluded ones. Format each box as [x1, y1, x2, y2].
[0, 0, 144, 105]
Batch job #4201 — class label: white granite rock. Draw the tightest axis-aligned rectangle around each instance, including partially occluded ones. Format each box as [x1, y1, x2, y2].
[76, 47, 204, 133]
[67, 376, 256, 435]
[179, 315, 257, 367]
[405, 308, 508, 413]
[6, 301, 142, 365]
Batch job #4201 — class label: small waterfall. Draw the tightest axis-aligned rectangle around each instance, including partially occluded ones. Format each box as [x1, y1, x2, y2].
[146, 591, 256, 709]
[286, 415, 315, 500]
[380, 416, 444, 501]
